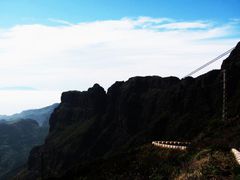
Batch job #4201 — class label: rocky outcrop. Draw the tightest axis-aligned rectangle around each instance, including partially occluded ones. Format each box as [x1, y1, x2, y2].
[19, 42, 240, 179]
[49, 84, 106, 132]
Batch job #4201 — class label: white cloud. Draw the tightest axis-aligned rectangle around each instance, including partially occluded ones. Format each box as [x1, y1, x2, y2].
[48, 18, 75, 26]
[155, 21, 211, 29]
[0, 17, 239, 92]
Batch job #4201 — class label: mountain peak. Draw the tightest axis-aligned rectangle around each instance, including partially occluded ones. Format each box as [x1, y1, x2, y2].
[221, 41, 240, 70]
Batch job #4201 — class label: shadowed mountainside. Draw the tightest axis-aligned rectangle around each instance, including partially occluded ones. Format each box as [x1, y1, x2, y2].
[17, 42, 240, 179]
[0, 105, 59, 179]
[0, 119, 48, 179]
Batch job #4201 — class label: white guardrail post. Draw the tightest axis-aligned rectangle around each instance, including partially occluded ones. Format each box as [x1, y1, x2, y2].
[231, 148, 240, 165]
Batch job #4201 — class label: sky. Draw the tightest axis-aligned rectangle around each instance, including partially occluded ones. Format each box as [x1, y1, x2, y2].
[0, 0, 239, 114]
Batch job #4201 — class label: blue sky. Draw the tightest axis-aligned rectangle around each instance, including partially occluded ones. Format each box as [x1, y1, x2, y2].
[0, 0, 239, 114]
[0, 0, 239, 27]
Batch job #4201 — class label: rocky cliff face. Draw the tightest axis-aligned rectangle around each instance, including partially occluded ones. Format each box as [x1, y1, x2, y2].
[19, 42, 240, 179]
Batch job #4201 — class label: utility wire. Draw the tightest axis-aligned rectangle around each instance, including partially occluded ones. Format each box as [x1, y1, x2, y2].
[184, 47, 234, 78]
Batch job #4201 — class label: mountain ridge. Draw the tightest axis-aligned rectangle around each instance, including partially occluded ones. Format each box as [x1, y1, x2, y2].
[0, 103, 59, 126]
[16, 42, 240, 179]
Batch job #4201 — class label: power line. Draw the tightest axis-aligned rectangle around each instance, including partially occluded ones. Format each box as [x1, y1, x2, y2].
[183, 47, 235, 122]
[184, 47, 234, 78]
[183, 46, 235, 122]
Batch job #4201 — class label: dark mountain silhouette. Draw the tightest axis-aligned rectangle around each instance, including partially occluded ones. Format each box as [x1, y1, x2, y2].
[16, 42, 240, 179]
[0, 119, 48, 179]
[0, 103, 59, 127]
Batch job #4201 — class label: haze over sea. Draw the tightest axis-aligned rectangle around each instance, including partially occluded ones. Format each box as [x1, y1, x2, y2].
[0, 90, 60, 115]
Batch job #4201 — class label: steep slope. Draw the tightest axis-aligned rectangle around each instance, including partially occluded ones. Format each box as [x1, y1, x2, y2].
[18, 42, 240, 179]
[0, 119, 47, 179]
[0, 103, 59, 127]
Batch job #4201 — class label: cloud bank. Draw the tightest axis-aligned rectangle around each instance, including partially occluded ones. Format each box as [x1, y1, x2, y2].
[0, 17, 239, 92]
